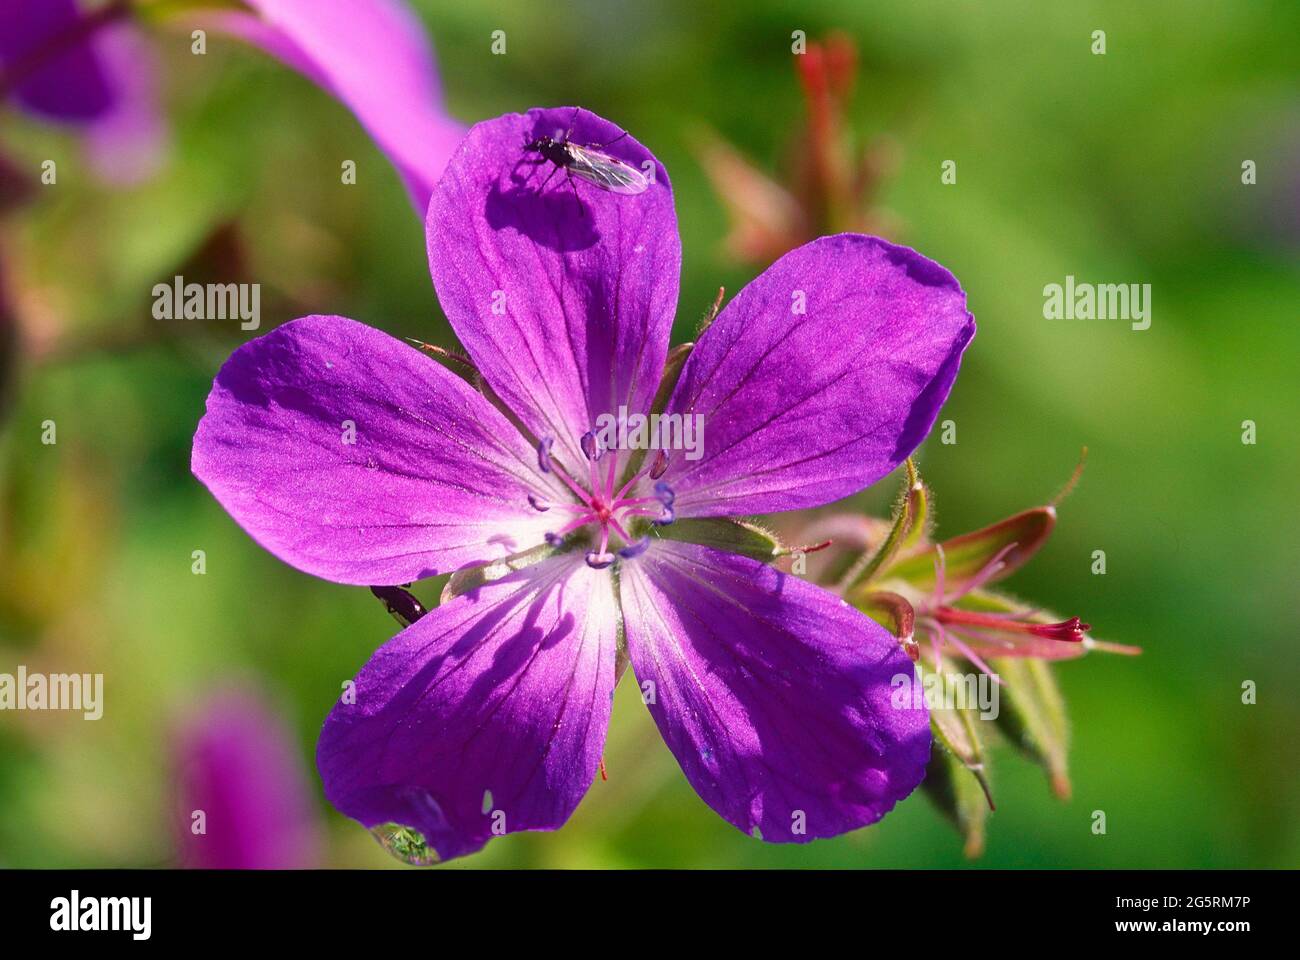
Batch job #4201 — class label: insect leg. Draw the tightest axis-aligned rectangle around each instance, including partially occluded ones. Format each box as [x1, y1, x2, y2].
[512, 155, 546, 182]
[538, 161, 561, 194]
[566, 166, 585, 218]
[594, 130, 629, 149]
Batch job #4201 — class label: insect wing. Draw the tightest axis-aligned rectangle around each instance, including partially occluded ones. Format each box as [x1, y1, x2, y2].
[566, 145, 650, 195]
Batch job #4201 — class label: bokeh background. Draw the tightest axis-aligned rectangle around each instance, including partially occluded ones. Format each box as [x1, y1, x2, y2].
[1, 0, 1297, 869]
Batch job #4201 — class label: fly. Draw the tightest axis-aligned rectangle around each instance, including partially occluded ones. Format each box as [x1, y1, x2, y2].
[521, 110, 650, 211]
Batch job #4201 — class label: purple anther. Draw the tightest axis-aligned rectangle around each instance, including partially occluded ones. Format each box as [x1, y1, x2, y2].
[648, 449, 669, 479]
[580, 430, 602, 462]
[585, 551, 616, 569]
[537, 437, 554, 473]
[654, 481, 675, 506]
[527, 494, 549, 512]
[653, 504, 676, 527]
[617, 536, 651, 560]
[545, 531, 564, 546]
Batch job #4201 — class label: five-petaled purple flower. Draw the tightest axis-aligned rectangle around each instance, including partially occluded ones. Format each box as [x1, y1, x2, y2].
[191, 106, 975, 862]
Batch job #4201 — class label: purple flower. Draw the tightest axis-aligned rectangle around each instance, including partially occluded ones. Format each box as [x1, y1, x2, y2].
[191, 107, 975, 861]
[2, 0, 462, 202]
[0, 0, 164, 184]
[201, 0, 465, 212]
[173, 688, 321, 869]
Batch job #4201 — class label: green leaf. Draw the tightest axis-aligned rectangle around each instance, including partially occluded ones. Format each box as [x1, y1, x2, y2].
[991, 657, 1072, 799]
[650, 517, 782, 562]
[881, 506, 1057, 592]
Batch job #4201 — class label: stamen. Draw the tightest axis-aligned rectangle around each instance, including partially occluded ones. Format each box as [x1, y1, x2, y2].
[932, 543, 947, 609]
[949, 542, 1020, 602]
[527, 494, 550, 512]
[649, 450, 669, 479]
[618, 536, 650, 559]
[604, 447, 618, 502]
[545, 513, 597, 545]
[536, 438, 595, 507]
[608, 516, 635, 544]
[585, 551, 616, 569]
[654, 481, 675, 505]
[580, 431, 602, 461]
[653, 504, 676, 526]
[616, 496, 663, 508]
[931, 620, 1004, 686]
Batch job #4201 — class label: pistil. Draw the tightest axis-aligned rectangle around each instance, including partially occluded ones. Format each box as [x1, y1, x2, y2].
[529, 434, 675, 566]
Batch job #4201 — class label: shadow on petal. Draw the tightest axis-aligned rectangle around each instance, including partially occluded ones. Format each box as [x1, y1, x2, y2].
[485, 181, 599, 252]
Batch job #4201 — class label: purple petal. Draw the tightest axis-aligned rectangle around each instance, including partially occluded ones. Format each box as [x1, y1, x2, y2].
[0, 0, 115, 121]
[173, 687, 321, 869]
[82, 25, 166, 185]
[192, 314, 565, 585]
[619, 540, 930, 841]
[317, 555, 618, 862]
[426, 107, 680, 470]
[203, 0, 464, 212]
[662, 235, 974, 516]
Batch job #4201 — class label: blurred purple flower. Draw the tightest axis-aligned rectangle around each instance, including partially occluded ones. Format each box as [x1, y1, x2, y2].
[2, 0, 462, 204]
[173, 688, 321, 869]
[201, 0, 465, 212]
[0, 0, 164, 184]
[191, 106, 975, 861]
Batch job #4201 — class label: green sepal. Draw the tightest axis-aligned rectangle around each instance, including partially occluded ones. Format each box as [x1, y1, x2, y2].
[835, 458, 924, 591]
[853, 590, 918, 662]
[881, 506, 1056, 592]
[922, 738, 990, 859]
[650, 517, 782, 562]
[991, 656, 1072, 799]
[919, 659, 996, 820]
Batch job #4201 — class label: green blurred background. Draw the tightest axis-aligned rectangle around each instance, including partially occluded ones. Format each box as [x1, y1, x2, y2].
[1, 0, 1297, 868]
